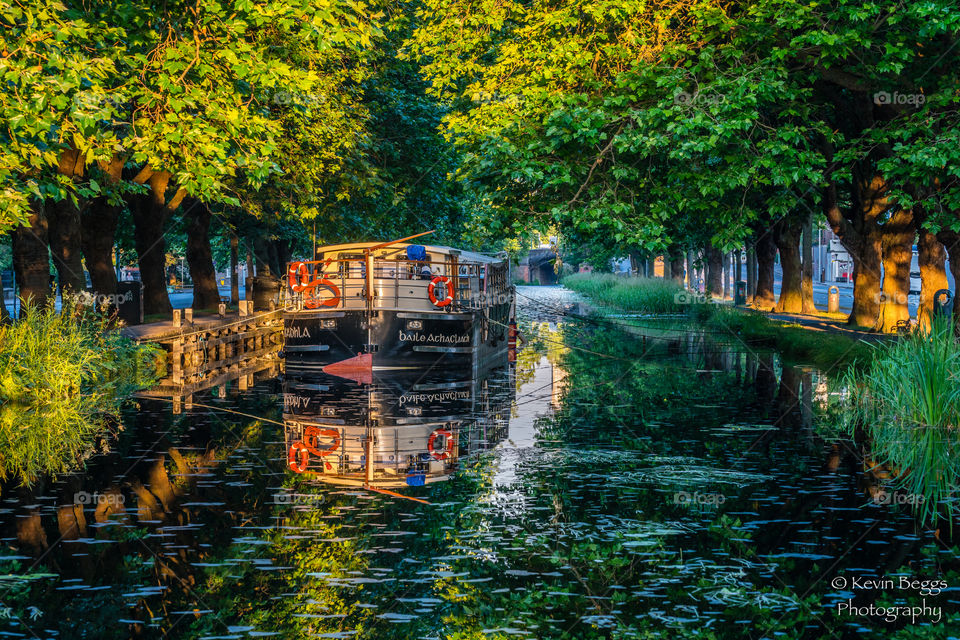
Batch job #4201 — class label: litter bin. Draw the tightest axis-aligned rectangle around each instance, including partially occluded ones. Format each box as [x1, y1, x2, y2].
[734, 280, 747, 306]
[116, 281, 143, 325]
[934, 289, 953, 319]
[828, 286, 840, 314]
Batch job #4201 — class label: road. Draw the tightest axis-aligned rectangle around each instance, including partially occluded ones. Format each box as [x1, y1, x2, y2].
[3, 285, 243, 317]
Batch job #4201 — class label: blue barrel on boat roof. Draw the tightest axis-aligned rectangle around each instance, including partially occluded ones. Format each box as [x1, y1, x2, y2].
[406, 473, 426, 486]
[406, 245, 427, 261]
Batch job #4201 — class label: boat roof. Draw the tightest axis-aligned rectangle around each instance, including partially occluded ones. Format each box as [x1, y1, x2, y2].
[315, 242, 505, 264]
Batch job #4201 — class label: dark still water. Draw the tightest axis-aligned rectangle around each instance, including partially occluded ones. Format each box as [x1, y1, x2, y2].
[0, 287, 957, 639]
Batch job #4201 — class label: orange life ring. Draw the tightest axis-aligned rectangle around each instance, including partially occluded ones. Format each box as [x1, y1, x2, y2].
[288, 262, 311, 292]
[427, 428, 454, 461]
[288, 426, 341, 473]
[428, 276, 454, 307]
[303, 278, 341, 308]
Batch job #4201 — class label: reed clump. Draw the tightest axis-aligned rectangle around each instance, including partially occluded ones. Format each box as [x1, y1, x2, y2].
[0, 301, 164, 482]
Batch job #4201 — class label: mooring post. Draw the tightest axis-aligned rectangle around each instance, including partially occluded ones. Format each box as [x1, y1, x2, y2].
[239, 300, 249, 317]
[184, 308, 193, 324]
[219, 303, 226, 317]
[173, 309, 182, 328]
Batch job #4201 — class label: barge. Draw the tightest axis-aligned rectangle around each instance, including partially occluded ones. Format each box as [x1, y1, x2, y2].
[282, 235, 514, 379]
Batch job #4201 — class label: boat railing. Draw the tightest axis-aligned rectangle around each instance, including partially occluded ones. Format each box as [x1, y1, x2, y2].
[286, 257, 510, 313]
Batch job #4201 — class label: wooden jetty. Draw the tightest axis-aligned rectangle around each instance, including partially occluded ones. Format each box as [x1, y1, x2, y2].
[123, 301, 284, 411]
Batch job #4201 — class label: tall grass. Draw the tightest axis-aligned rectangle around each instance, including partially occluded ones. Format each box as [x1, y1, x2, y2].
[563, 273, 685, 314]
[0, 302, 165, 483]
[841, 318, 960, 526]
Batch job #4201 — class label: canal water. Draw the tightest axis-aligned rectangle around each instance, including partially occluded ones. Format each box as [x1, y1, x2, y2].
[0, 287, 956, 639]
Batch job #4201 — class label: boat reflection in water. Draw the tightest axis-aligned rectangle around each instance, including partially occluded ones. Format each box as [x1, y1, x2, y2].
[283, 364, 513, 489]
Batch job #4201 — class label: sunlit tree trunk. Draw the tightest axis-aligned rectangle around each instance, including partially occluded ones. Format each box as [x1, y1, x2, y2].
[820, 162, 885, 327]
[12, 201, 50, 313]
[184, 201, 220, 310]
[917, 225, 948, 332]
[801, 213, 815, 313]
[746, 244, 757, 301]
[774, 220, 803, 313]
[875, 208, 915, 333]
[755, 232, 776, 309]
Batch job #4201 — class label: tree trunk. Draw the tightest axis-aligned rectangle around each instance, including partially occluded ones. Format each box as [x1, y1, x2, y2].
[705, 245, 723, 297]
[81, 157, 123, 297]
[46, 200, 86, 295]
[847, 230, 883, 328]
[12, 202, 50, 313]
[81, 201, 120, 296]
[245, 245, 254, 299]
[669, 250, 685, 283]
[746, 244, 757, 300]
[875, 208, 915, 333]
[917, 227, 948, 332]
[801, 213, 815, 313]
[686, 251, 696, 288]
[774, 220, 803, 313]
[129, 172, 173, 316]
[755, 232, 776, 309]
[937, 230, 960, 334]
[230, 234, 240, 305]
[184, 201, 220, 310]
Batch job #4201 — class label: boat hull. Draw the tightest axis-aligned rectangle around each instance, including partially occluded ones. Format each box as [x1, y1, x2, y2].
[283, 308, 506, 374]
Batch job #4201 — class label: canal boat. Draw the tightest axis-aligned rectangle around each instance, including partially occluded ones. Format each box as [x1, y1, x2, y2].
[282, 234, 514, 379]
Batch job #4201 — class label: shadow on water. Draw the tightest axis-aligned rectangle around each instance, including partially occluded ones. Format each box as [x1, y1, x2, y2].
[0, 286, 956, 638]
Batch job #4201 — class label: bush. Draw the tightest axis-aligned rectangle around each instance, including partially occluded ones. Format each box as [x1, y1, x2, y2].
[562, 273, 685, 314]
[0, 302, 164, 482]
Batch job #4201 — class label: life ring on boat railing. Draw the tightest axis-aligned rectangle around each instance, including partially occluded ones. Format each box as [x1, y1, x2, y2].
[427, 428, 454, 461]
[288, 426, 341, 473]
[428, 276, 454, 307]
[288, 262, 312, 292]
[303, 278, 341, 309]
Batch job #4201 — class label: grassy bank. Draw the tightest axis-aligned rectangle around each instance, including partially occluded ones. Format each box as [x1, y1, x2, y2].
[0, 304, 164, 482]
[563, 272, 685, 314]
[838, 320, 960, 526]
[563, 273, 871, 370]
